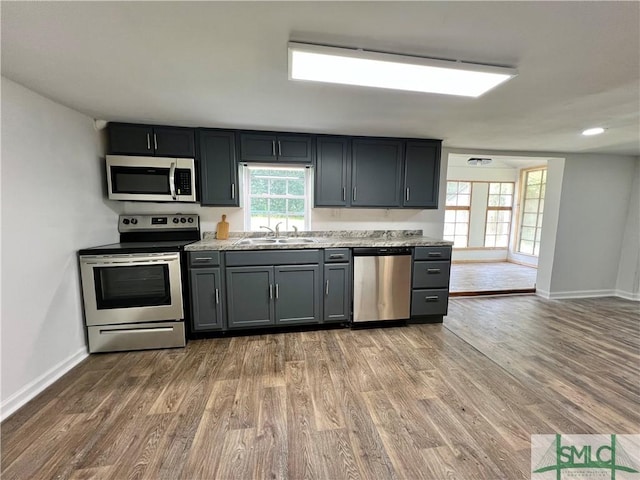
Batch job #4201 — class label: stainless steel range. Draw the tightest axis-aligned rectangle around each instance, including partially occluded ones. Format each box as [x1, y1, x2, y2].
[78, 214, 200, 353]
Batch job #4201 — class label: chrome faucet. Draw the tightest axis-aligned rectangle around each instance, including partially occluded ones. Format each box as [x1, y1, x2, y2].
[274, 222, 283, 238]
[292, 225, 298, 237]
[259, 225, 275, 237]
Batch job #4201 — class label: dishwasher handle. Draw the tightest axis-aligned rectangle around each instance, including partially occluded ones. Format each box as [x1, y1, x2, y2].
[352, 247, 412, 256]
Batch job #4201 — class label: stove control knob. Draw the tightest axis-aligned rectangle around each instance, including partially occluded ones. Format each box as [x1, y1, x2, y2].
[173, 218, 179, 224]
[131, 218, 138, 225]
[180, 217, 187, 223]
[123, 219, 130, 225]
[187, 217, 194, 223]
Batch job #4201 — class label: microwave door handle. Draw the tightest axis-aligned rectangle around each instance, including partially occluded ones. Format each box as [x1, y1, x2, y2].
[169, 162, 177, 200]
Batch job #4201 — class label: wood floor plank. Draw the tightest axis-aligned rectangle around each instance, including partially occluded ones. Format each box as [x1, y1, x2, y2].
[2, 296, 638, 479]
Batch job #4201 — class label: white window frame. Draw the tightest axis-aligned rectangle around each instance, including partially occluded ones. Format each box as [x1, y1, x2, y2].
[444, 181, 472, 248]
[516, 167, 546, 256]
[484, 182, 515, 248]
[242, 164, 312, 232]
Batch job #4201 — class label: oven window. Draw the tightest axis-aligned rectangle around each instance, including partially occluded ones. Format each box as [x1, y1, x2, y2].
[111, 167, 170, 194]
[94, 264, 171, 309]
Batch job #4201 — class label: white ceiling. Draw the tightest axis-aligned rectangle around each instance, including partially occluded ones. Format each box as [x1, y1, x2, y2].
[2, 2, 639, 155]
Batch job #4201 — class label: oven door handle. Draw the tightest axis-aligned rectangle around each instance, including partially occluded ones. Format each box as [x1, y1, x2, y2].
[81, 253, 180, 266]
[169, 162, 177, 200]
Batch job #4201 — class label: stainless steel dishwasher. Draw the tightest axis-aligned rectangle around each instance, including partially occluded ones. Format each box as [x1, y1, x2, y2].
[352, 247, 412, 323]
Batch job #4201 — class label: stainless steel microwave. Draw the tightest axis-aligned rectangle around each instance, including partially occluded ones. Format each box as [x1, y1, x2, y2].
[106, 155, 196, 202]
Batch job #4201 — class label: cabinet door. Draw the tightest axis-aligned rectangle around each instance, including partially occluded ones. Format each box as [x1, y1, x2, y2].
[276, 135, 313, 163]
[226, 267, 274, 328]
[199, 130, 238, 206]
[274, 265, 320, 325]
[108, 123, 154, 155]
[153, 126, 196, 158]
[190, 267, 223, 331]
[351, 139, 403, 207]
[324, 263, 350, 322]
[403, 141, 441, 208]
[315, 137, 350, 206]
[240, 133, 277, 162]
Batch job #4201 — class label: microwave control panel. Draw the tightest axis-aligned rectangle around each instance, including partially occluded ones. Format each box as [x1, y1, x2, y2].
[175, 169, 193, 195]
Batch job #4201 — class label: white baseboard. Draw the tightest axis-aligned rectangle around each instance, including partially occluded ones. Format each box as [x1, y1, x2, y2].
[537, 288, 640, 301]
[1, 347, 88, 422]
[615, 290, 640, 301]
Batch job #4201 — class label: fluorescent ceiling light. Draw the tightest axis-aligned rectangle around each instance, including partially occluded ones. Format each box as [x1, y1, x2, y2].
[288, 42, 517, 98]
[582, 127, 605, 136]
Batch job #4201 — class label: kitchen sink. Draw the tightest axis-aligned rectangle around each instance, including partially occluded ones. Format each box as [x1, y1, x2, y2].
[234, 237, 319, 246]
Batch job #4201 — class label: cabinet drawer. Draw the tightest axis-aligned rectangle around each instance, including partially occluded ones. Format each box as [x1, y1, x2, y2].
[189, 251, 220, 266]
[411, 289, 449, 316]
[225, 249, 321, 266]
[413, 261, 450, 288]
[324, 248, 351, 263]
[414, 246, 451, 261]
[87, 322, 185, 353]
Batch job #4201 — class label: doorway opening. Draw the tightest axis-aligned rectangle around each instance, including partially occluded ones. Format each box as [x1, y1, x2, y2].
[445, 154, 550, 296]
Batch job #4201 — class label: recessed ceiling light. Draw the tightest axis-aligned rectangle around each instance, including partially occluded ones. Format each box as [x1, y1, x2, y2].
[288, 42, 517, 98]
[582, 127, 605, 136]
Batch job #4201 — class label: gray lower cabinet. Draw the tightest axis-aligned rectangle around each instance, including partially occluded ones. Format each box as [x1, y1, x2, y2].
[226, 262, 321, 329]
[188, 251, 225, 332]
[410, 246, 452, 322]
[274, 265, 321, 324]
[190, 267, 224, 331]
[323, 263, 350, 322]
[226, 266, 275, 328]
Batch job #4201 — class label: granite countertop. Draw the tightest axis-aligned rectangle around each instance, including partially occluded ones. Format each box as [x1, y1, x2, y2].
[185, 230, 453, 251]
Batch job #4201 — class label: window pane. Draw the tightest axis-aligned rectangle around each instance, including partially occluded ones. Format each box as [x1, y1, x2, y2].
[497, 223, 510, 235]
[501, 183, 513, 195]
[522, 213, 538, 227]
[251, 177, 268, 194]
[524, 199, 539, 213]
[446, 194, 458, 206]
[271, 179, 286, 195]
[453, 236, 467, 248]
[456, 223, 468, 236]
[521, 227, 535, 241]
[444, 223, 455, 236]
[459, 182, 471, 194]
[498, 211, 511, 223]
[489, 183, 500, 194]
[447, 182, 458, 194]
[487, 210, 497, 223]
[528, 170, 542, 184]
[495, 235, 509, 247]
[499, 194, 512, 207]
[520, 240, 534, 255]
[444, 210, 456, 222]
[488, 194, 500, 207]
[486, 223, 497, 234]
[457, 194, 471, 206]
[456, 210, 469, 222]
[288, 198, 304, 213]
[485, 235, 495, 247]
[288, 179, 305, 196]
[526, 184, 541, 199]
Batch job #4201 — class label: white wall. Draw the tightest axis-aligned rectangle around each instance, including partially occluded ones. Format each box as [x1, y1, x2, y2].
[615, 157, 639, 300]
[548, 153, 637, 297]
[1, 77, 120, 420]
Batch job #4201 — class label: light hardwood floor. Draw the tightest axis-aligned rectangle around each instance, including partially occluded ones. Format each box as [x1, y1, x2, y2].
[2, 296, 638, 479]
[450, 262, 537, 293]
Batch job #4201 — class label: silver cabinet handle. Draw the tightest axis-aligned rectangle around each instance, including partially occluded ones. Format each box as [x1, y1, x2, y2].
[278, 141, 282, 156]
[231, 183, 235, 199]
[275, 283, 279, 299]
[194, 257, 212, 261]
[169, 162, 177, 200]
[427, 268, 441, 274]
[153, 133, 158, 150]
[329, 254, 344, 259]
[272, 140, 276, 156]
[424, 296, 439, 302]
[215, 288, 220, 304]
[146, 133, 151, 150]
[269, 284, 273, 299]
[342, 187, 346, 201]
[353, 186, 357, 201]
[325, 280, 329, 296]
[427, 252, 442, 257]
[406, 187, 410, 202]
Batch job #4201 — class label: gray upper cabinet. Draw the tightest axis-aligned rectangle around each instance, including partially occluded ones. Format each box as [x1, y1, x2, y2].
[240, 132, 313, 163]
[274, 265, 321, 324]
[315, 137, 350, 207]
[108, 123, 195, 158]
[351, 139, 404, 207]
[199, 129, 238, 206]
[403, 141, 441, 208]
